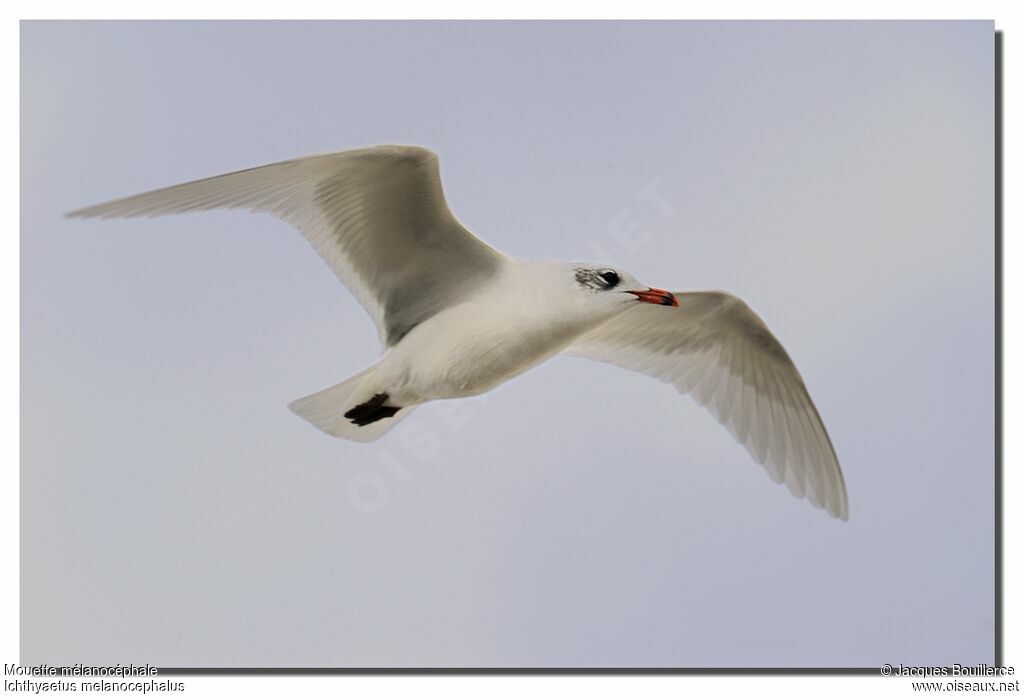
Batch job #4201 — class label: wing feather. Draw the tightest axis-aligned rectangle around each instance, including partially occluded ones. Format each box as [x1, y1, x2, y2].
[67, 145, 507, 347]
[564, 291, 848, 520]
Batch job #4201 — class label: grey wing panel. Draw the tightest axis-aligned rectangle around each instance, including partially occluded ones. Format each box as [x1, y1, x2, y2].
[68, 145, 507, 347]
[311, 148, 504, 345]
[565, 292, 848, 520]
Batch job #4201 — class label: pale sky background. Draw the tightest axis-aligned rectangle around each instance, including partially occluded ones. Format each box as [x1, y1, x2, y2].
[21, 21, 994, 668]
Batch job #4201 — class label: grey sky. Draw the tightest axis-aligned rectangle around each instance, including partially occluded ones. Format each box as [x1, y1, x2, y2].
[21, 20, 994, 667]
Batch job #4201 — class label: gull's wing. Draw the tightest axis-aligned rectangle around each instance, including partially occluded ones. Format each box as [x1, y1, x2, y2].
[67, 145, 507, 347]
[564, 291, 848, 520]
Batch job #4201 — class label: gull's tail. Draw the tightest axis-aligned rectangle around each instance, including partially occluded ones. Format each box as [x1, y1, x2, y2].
[288, 365, 413, 442]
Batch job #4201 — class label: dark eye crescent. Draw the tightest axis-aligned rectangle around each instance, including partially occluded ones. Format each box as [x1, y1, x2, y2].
[599, 271, 620, 288]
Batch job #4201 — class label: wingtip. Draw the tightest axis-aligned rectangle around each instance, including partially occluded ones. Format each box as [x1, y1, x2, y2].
[829, 499, 850, 522]
[803, 488, 848, 522]
[64, 205, 146, 220]
[64, 205, 100, 220]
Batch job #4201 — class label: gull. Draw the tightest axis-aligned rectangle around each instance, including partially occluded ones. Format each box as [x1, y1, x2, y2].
[67, 145, 849, 520]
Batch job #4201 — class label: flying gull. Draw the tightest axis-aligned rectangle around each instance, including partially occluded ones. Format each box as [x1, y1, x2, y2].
[67, 145, 849, 520]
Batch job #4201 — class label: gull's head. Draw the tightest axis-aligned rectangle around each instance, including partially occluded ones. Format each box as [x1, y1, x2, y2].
[511, 261, 678, 325]
[569, 263, 678, 313]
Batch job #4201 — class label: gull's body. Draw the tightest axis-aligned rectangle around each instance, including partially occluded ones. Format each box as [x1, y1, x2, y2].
[376, 262, 618, 403]
[68, 145, 849, 520]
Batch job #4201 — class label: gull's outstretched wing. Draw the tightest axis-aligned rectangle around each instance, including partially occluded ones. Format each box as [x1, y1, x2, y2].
[564, 292, 848, 520]
[67, 145, 507, 347]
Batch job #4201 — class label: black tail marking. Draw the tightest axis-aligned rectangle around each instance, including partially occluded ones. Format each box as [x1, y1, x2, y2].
[345, 393, 402, 427]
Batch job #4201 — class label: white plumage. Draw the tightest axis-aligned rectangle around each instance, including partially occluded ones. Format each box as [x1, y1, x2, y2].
[68, 145, 848, 520]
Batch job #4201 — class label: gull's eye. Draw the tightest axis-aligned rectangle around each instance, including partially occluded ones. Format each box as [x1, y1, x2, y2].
[599, 270, 620, 289]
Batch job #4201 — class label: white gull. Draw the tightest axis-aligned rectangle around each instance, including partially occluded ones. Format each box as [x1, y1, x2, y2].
[68, 145, 849, 520]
